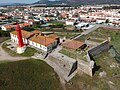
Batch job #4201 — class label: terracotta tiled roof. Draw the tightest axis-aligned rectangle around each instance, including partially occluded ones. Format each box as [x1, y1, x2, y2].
[96, 18, 106, 20]
[67, 19, 75, 22]
[31, 30, 42, 35]
[47, 34, 59, 39]
[45, 17, 50, 21]
[10, 30, 33, 39]
[4, 25, 15, 29]
[0, 16, 6, 19]
[29, 35, 56, 46]
[19, 23, 30, 27]
[112, 21, 120, 25]
[29, 19, 34, 22]
[10, 30, 56, 46]
[3, 23, 30, 29]
[61, 40, 84, 50]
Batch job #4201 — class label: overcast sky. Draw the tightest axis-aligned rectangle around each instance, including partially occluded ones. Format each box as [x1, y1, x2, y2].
[0, 0, 40, 4]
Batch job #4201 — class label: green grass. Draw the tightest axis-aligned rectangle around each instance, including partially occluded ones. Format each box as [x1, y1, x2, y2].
[21, 47, 37, 57]
[110, 31, 120, 52]
[59, 48, 87, 61]
[2, 43, 37, 57]
[59, 48, 77, 59]
[66, 52, 120, 90]
[48, 21, 65, 25]
[88, 38, 104, 43]
[55, 32, 78, 39]
[48, 21, 64, 28]
[0, 59, 62, 90]
[95, 52, 120, 77]
[40, 27, 80, 33]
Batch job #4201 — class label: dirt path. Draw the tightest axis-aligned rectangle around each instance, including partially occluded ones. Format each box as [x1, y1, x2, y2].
[0, 42, 30, 61]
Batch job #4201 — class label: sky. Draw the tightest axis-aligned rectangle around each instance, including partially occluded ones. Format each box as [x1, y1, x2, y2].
[0, 0, 41, 4]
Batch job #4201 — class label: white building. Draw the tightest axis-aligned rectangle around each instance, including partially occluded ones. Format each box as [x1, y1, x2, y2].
[96, 19, 106, 24]
[1, 25, 15, 31]
[65, 20, 75, 25]
[75, 22, 89, 28]
[10, 30, 58, 53]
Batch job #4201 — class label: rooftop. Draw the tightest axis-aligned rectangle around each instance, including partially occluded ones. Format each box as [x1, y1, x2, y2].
[10, 30, 57, 46]
[61, 40, 84, 50]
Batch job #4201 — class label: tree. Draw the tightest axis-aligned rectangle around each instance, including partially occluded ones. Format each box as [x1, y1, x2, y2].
[105, 19, 109, 23]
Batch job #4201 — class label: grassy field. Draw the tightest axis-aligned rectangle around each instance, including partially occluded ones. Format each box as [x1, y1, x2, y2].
[59, 48, 87, 61]
[0, 59, 62, 90]
[59, 48, 77, 59]
[2, 43, 37, 57]
[55, 32, 78, 39]
[48, 21, 65, 25]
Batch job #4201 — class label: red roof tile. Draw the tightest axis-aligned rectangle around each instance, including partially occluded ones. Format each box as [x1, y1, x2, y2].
[61, 40, 84, 50]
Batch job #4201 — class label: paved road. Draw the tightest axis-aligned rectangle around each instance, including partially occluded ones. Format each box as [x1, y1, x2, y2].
[72, 24, 120, 40]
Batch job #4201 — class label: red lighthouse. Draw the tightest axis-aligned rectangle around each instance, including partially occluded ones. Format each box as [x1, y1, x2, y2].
[16, 24, 24, 47]
[16, 24, 26, 54]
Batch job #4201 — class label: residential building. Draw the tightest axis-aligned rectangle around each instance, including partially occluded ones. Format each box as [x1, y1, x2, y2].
[10, 30, 58, 53]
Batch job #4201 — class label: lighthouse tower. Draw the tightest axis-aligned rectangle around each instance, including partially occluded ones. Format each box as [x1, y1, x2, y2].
[16, 24, 26, 54]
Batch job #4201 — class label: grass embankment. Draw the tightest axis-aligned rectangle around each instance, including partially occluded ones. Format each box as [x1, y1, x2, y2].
[66, 52, 120, 90]
[0, 59, 62, 90]
[59, 48, 87, 61]
[0, 30, 10, 43]
[65, 27, 120, 90]
[59, 48, 76, 59]
[2, 43, 37, 57]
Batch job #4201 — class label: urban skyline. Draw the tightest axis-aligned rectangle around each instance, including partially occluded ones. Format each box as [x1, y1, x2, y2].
[0, 0, 39, 4]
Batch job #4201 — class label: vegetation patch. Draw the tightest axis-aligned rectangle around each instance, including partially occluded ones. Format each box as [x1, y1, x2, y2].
[59, 48, 77, 59]
[0, 59, 62, 90]
[59, 48, 87, 61]
[0, 30, 10, 37]
[55, 32, 78, 39]
[66, 52, 120, 90]
[0, 37, 10, 43]
[2, 43, 37, 57]
[21, 47, 37, 57]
